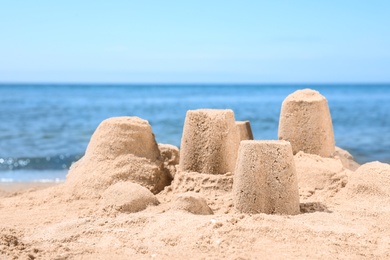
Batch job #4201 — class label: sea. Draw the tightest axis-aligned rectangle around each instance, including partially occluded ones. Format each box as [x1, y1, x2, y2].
[0, 84, 389, 182]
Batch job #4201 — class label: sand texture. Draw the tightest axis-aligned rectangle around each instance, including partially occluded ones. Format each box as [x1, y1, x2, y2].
[233, 140, 300, 215]
[1, 89, 390, 259]
[1, 154, 390, 259]
[179, 109, 240, 175]
[65, 117, 173, 199]
[236, 121, 254, 141]
[278, 89, 335, 157]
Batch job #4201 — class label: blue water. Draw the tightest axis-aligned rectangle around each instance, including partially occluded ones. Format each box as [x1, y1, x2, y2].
[0, 84, 389, 182]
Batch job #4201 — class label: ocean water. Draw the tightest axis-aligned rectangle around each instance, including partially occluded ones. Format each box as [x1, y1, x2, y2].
[0, 84, 389, 182]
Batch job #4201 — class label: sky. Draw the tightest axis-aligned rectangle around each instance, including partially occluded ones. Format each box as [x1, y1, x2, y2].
[0, 1, 389, 83]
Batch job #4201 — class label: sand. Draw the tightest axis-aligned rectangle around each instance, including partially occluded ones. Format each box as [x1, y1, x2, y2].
[0, 182, 60, 198]
[279, 89, 335, 157]
[236, 121, 254, 141]
[179, 109, 240, 175]
[1, 152, 390, 259]
[233, 140, 300, 215]
[1, 89, 390, 259]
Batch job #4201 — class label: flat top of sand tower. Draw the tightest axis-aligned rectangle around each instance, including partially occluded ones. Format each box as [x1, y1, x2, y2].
[100, 116, 150, 127]
[236, 121, 250, 126]
[187, 109, 234, 115]
[185, 109, 236, 123]
[284, 89, 326, 103]
[240, 140, 291, 147]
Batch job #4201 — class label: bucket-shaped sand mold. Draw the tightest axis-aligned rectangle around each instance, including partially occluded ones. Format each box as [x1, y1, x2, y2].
[179, 109, 240, 175]
[236, 121, 254, 141]
[278, 89, 335, 157]
[233, 140, 300, 215]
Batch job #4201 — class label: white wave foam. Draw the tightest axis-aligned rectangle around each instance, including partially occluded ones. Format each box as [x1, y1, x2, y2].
[0, 178, 14, 183]
[0, 178, 65, 183]
[32, 178, 65, 183]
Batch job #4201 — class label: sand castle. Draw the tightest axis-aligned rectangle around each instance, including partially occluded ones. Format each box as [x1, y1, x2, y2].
[278, 89, 335, 157]
[63, 89, 341, 216]
[4, 88, 390, 259]
[233, 140, 300, 215]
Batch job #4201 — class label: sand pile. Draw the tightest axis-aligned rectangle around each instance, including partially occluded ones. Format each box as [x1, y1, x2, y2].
[65, 117, 174, 199]
[171, 192, 213, 215]
[101, 182, 159, 213]
[294, 151, 351, 203]
[335, 161, 390, 209]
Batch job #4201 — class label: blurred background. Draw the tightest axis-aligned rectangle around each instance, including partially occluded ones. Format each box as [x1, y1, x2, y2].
[1, 1, 389, 181]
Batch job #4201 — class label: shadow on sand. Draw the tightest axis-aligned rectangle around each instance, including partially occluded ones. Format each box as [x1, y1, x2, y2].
[300, 202, 332, 214]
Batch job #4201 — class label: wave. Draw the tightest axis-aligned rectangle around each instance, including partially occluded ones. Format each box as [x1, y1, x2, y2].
[0, 169, 68, 182]
[0, 178, 65, 183]
[0, 154, 82, 171]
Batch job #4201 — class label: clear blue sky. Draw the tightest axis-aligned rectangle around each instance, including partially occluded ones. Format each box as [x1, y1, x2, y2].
[0, 1, 389, 83]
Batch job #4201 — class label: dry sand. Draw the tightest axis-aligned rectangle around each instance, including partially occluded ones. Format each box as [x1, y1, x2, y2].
[279, 89, 335, 157]
[179, 109, 240, 175]
[233, 140, 300, 215]
[1, 151, 390, 259]
[0, 182, 60, 198]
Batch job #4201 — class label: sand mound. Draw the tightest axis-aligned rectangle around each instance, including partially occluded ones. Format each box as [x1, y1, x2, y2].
[65, 117, 173, 199]
[102, 182, 159, 213]
[294, 151, 351, 203]
[171, 192, 213, 215]
[337, 162, 390, 203]
[279, 89, 335, 157]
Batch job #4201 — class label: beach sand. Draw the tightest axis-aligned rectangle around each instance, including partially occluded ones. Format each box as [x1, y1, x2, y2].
[0, 182, 60, 198]
[1, 154, 390, 259]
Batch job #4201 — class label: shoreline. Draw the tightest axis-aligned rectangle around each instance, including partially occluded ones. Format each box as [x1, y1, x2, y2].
[0, 181, 62, 197]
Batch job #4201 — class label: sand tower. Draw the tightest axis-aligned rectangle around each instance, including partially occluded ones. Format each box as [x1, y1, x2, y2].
[233, 140, 300, 215]
[236, 121, 254, 141]
[278, 89, 335, 157]
[179, 109, 240, 175]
